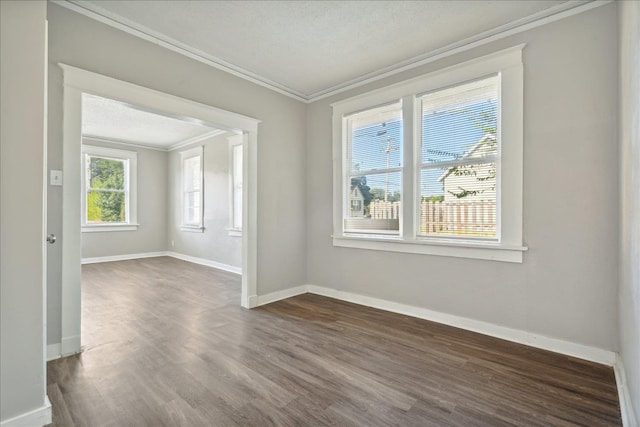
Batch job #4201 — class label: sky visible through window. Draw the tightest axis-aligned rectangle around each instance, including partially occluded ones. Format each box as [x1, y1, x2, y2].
[350, 98, 496, 198]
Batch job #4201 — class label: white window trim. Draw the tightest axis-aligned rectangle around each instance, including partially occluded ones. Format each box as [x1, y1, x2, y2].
[180, 145, 204, 232]
[228, 134, 243, 237]
[81, 144, 138, 233]
[331, 45, 527, 263]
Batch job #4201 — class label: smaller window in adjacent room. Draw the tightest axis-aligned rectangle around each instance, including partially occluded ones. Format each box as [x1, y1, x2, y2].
[81, 144, 138, 232]
[230, 141, 243, 234]
[181, 146, 204, 231]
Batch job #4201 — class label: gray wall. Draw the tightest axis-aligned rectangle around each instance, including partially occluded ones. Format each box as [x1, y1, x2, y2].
[306, 4, 619, 351]
[1, 0, 48, 422]
[46, 2, 307, 345]
[168, 134, 242, 269]
[81, 140, 168, 259]
[618, 0, 640, 422]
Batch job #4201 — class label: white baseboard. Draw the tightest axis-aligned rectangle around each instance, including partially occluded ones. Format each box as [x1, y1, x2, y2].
[256, 284, 616, 366]
[0, 397, 51, 427]
[255, 285, 309, 307]
[61, 335, 81, 356]
[81, 251, 168, 264]
[166, 251, 242, 275]
[80, 251, 242, 276]
[614, 354, 638, 427]
[46, 343, 61, 361]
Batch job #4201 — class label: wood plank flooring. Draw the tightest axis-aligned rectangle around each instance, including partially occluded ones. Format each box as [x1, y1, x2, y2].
[47, 257, 622, 426]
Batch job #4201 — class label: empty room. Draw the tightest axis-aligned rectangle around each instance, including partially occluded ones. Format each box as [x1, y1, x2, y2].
[1, 1, 638, 426]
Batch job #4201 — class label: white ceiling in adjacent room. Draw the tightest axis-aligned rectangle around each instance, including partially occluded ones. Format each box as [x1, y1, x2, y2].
[82, 94, 223, 149]
[63, 0, 588, 100]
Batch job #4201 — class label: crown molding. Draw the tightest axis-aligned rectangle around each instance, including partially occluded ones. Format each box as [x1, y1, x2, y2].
[51, 0, 612, 104]
[82, 135, 169, 151]
[51, 0, 308, 102]
[168, 129, 227, 151]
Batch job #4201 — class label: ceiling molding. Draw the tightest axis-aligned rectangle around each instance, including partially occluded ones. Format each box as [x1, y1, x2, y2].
[308, 0, 612, 102]
[51, 0, 611, 104]
[51, 0, 309, 102]
[168, 129, 227, 152]
[82, 135, 169, 151]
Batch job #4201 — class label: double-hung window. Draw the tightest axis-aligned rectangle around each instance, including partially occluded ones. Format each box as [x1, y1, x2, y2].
[181, 146, 204, 231]
[332, 46, 526, 262]
[81, 144, 138, 232]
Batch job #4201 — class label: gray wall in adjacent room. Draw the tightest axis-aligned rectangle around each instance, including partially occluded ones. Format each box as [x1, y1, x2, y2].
[46, 2, 307, 345]
[81, 139, 168, 259]
[618, 0, 640, 423]
[305, 4, 619, 351]
[1, 0, 48, 422]
[168, 134, 242, 269]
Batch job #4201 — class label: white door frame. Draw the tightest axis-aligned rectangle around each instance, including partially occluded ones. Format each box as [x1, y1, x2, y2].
[59, 64, 260, 356]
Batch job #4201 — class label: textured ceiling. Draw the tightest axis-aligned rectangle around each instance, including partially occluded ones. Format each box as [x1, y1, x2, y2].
[64, 0, 583, 100]
[82, 94, 220, 148]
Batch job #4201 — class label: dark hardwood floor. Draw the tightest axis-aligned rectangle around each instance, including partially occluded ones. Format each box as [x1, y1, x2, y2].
[47, 257, 622, 426]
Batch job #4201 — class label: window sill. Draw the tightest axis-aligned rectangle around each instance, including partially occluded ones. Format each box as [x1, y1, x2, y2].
[332, 235, 527, 263]
[227, 228, 242, 237]
[181, 225, 205, 233]
[82, 224, 139, 233]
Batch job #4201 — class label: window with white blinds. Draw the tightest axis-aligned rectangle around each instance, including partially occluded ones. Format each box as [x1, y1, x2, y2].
[181, 146, 204, 230]
[345, 103, 403, 235]
[419, 76, 499, 240]
[332, 46, 525, 262]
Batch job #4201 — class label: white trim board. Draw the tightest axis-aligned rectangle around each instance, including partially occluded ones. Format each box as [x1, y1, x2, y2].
[166, 251, 241, 275]
[52, 0, 611, 102]
[257, 284, 616, 366]
[0, 397, 51, 427]
[81, 252, 168, 264]
[80, 251, 242, 275]
[614, 355, 638, 427]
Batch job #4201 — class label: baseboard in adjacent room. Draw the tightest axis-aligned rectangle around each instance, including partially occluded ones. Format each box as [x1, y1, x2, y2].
[0, 397, 51, 427]
[166, 251, 241, 275]
[80, 251, 242, 276]
[81, 251, 168, 264]
[614, 354, 638, 427]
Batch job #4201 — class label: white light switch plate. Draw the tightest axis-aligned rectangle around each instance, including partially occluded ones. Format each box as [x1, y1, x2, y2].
[50, 170, 63, 186]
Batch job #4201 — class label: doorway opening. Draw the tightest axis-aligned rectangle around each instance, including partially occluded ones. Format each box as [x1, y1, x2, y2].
[58, 64, 259, 356]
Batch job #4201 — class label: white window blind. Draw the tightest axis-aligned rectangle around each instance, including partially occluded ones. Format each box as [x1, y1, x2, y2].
[419, 76, 499, 239]
[345, 102, 403, 235]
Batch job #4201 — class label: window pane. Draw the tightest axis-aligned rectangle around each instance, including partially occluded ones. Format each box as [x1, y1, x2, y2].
[345, 172, 401, 235]
[184, 156, 201, 191]
[350, 104, 402, 173]
[421, 77, 497, 165]
[87, 190, 126, 223]
[232, 144, 242, 229]
[419, 165, 496, 238]
[184, 191, 201, 226]
[88, 157, 125, 190]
